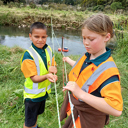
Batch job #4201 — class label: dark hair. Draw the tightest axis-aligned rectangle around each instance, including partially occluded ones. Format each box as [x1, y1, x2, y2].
[82, 13, 114, 38]
[30, 22, 47, 34]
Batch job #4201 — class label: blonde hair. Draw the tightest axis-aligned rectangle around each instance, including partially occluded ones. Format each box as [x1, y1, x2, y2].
[82, 13, 114, 38]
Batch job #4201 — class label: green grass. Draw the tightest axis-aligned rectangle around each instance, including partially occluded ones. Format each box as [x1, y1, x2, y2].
[104, 35, 128, 128]
[0, 45, 75, 128]
[0, 34, 128, 128]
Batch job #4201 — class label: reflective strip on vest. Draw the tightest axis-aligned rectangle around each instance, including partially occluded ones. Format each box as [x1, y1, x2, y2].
[71, 53, 85, 70]
[47, 84, 51, 90]
[24, 46, 52, 94]
[27, 47, 40, 75]
[24, 83, 46, 94]
[79, 61, 117, 101]
[46, 46, 52, 65]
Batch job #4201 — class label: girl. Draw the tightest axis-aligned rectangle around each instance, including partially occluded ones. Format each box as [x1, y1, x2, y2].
[60, 14, 123, 128]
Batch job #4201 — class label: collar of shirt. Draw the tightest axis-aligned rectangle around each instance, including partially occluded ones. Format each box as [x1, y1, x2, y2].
[32, 43, 48, 55]
[31, 43, 48, 70]
[85, 47, 111, 66]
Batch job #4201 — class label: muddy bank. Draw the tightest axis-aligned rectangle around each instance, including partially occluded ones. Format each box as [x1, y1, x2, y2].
[19, 16, 83, 30]
[1, 14, 83, 30]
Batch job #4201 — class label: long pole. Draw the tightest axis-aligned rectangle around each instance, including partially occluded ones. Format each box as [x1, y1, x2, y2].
[62, 36, 64, 51]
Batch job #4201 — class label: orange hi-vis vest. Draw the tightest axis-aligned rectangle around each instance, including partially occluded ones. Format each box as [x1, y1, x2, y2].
[67, 54, 121, 128]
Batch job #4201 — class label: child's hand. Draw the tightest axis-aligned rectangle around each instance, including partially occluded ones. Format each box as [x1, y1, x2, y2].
[46, 73, 58, 82]
[63, 81, 82, 99]
[49, 66, 57, 74]
[63, 57, 76, 66]
[63, 57, 70, 63]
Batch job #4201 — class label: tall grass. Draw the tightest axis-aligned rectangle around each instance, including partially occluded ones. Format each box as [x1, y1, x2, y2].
[105, 34, 128, 128]
[0, 45, 77, 127]
[0, 33, 128, 127]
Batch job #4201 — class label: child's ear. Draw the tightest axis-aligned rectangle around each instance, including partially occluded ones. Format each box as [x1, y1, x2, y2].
[29, 33, 32, 41]
[105, 33, 111, 42]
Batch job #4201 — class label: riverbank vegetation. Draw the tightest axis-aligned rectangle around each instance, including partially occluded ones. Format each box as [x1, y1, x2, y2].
[0, 32, 128, 127]
[0, 2, 128, 31]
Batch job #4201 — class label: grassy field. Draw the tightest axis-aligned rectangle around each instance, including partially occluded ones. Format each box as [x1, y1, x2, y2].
[0, 45, 79, 127]
[0, 32, 128, 128]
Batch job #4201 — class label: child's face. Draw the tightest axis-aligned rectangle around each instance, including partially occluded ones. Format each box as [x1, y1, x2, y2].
[82, 27, 110, 58]
[29, 29, 48, 49]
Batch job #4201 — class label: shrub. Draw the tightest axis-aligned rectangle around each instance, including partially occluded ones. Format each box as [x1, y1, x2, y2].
[49, 3, 69, 11]
[85, 10, 89, 14]
[0, 0, 3, 6]
[97, 0, 107, 5]
[104, 5, 113, 14]
[15, 2, 20, 8]
[92, 5, 104, 11]
[79, 7, 86, 11]
[87, 7, 93, 11]
[58, 4, 69, 11]
[22, 3, 27, 7]
[29, 1, 36, 9]
[111, 2, 123, 12]
[49, 3, 56, 9]
[8, 2, 15, 8]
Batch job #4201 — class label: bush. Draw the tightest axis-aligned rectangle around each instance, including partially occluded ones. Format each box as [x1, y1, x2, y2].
[79, 7, 86, 11]
[104, 5, 113, 14]
[92, 5, 104, 11]
[21, 3, 27, 7]
[87, 7, 93, 11]
[97, 0, 108, 5]
[58, 4, 69, 11]
[0, 0, 3, 6]
[29, 1, 36, 9]
[8, 2, 14, 8]
[111, 2, 123, 12]
[15, 2, 20, 8]
[49, 3, 69, 11]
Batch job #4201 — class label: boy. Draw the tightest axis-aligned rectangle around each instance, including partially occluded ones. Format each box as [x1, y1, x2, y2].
[21, 22, 57, 128]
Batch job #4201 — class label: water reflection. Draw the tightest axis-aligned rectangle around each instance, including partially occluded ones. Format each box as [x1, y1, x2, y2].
[0, 26, 116, 55]
[0, 36, 5, 44]
[0, 26, 85, 56]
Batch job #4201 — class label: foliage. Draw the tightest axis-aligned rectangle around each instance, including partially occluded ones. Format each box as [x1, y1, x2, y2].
[0, 0, 128, 11]
[92, 5, 104, 11]
[29, 1, 36, 9]
[0, 0, 128, 13]
[39, 0, 47, 4]
[14, 2, 20, 8]
[103, 5, 113, 13]
[0, 12, 11, 25]
[97, 0, 108, 5]
[65, 0, 74, 5]
[0, 0, 3, 5]
[7, 1, 14, 8]
[81, 0, 97, 7]
[110, 2, 123, 12]
[49, 3, 69, 11]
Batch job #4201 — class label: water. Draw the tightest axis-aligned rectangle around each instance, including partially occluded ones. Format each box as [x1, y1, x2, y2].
[0, 26, 86, 56]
